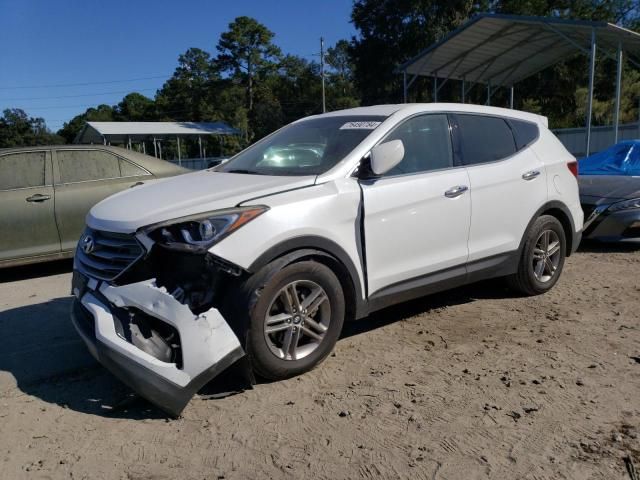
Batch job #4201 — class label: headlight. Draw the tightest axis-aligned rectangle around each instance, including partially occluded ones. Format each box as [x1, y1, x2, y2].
[607, 198, 640, 212]
[142, 206, 268, 253]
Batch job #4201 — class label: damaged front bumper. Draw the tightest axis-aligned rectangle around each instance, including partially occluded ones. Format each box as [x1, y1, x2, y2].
[71, 274, 246, 416]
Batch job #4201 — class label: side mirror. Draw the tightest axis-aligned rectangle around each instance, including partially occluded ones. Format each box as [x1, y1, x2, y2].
[370, 139, 404, 175]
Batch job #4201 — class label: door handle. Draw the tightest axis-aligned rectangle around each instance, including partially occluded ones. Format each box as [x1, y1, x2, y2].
[522, 170, 541, 181]
[444, 185, 468, 198]
[26, 194, 51, 203]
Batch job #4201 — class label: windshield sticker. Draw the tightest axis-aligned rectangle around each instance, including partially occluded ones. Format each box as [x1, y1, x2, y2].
[339, 121, 381, 130]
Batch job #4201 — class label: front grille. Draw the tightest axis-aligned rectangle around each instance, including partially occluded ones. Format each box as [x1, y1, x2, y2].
[76, 228, 144, 281]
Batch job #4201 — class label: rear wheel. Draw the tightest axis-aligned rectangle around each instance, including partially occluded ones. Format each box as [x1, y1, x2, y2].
[245, 261, 345, 380]
[507, 215, 566, 296]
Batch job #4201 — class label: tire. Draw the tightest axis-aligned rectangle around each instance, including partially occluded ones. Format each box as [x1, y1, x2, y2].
[238, 261, 345, 380]
[507, 215, 567, 296]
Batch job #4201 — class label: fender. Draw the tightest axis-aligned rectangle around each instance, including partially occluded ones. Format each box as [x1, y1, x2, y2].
[247, 236, 368, 319]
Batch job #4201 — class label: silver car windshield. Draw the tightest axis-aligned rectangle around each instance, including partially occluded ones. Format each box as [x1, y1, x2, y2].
[220, 115, 387, 176]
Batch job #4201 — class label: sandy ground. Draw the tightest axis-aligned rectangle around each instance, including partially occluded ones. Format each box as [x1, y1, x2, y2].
[1, 244, 639, 480]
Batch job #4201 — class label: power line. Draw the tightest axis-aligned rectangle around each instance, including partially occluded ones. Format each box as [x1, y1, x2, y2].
[0, 74, 172, 90]
[0, 88, 157, 102]
[13, 103, 122, 110]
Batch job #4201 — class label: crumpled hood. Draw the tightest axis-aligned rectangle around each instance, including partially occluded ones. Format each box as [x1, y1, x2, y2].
[87, 170, 316, 233]
[579, 175, 640, 205]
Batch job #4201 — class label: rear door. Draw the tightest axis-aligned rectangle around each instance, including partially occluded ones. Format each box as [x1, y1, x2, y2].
[53, 149, 149, 251]
[452, 114, 546, 263]
[0, 150, 60, 262]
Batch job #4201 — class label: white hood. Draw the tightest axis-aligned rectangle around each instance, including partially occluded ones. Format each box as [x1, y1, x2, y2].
[87, 170, 316, 233]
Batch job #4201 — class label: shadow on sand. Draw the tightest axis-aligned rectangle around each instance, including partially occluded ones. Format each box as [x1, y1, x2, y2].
[0, 271, 510, 419]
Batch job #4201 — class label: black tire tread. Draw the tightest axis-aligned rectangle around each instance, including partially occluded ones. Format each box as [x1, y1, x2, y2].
[227, 260, 345, 381]
[507, 215, 566, 296]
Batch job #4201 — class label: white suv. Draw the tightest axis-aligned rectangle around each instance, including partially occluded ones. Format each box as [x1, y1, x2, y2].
[71, 103, 583, 415]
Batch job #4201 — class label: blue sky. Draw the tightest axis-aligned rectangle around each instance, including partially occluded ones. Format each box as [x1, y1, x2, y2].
[0, 0, 355, 132]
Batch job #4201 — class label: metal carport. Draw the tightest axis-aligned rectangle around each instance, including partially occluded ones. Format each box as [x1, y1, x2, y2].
[74, 121, 240, 165]
[399, 14, 640, 155]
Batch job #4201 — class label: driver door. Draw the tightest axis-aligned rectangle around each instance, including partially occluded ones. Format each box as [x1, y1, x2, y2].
[360, 113, 471, 297]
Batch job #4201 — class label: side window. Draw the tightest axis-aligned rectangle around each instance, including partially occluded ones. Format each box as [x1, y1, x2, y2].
[456, 115, 516, 165]
[57, 150, 121, 183]
[381, 114, 453, 176]
[510, 119, 539, 150]
[119, 159, 148, 177]
[0, 151, 47, 191]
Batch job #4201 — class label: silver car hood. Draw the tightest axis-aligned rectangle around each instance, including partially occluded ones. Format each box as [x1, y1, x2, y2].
[87, 170, 316, 233]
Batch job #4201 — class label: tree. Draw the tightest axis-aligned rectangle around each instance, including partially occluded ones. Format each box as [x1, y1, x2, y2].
[115, 93, 155, 121]
[216, 16, 282, 113]
[350, 0, 476, 104]
[57, 104, 116, 143]
[0, 109, 63, 148]
[325, 40, 360, 110]
[155, 47, 218, 121]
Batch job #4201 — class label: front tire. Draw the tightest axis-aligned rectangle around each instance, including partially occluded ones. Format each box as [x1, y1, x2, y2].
[507, 215, 566, 296]
[244, 261, 345, 380]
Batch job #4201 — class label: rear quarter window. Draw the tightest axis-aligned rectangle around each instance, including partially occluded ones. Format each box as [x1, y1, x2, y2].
[509, 119, 539, 150]
[455, 114, 517, 165]
[119, 159, 148, 177]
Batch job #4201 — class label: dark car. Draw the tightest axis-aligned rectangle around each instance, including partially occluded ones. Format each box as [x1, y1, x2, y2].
[579, 141, 640, 242]
[0, 145, 188, 268]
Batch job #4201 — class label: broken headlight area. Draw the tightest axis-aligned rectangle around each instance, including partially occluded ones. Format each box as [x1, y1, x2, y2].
[117, 245, 245, 316]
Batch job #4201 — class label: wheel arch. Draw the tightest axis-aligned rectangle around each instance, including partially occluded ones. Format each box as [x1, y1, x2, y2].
[247, 236, 367, 321]
[520, 201, 578, 257]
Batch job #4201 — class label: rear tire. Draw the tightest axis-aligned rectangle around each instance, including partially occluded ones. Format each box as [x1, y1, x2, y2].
[234, 261, 345, 380]
[507, 215, 566, 296]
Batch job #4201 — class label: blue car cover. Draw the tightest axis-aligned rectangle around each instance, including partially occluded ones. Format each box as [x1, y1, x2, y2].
[579, 141, 640, 176]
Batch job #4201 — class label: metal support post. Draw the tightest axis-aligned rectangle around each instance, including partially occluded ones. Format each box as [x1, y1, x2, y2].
[510, 86, 514, 109]
[153, 137, 157, 158]
[614, 42, 623, 144]
[320, 37, 326, 113]
[433, 75, 438, 102]
[198, 135, 203, 158]
[403, 70, 407, 103]
[461, 78, 465, 103]
[177, 136, 181, 166]
[585, 28, 597, 156]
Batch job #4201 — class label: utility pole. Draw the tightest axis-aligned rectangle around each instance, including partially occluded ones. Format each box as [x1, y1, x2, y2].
[320, 37, 326, 113]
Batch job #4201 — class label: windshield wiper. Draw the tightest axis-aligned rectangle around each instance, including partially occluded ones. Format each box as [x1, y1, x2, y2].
[225, 169, 264, 175]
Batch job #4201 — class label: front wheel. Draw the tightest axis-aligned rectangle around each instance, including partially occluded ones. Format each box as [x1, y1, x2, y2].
[507, 215, 566, 296]
[245, 261, 345, 380]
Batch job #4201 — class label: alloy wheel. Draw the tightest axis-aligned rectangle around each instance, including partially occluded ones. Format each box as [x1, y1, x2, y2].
[263, 280, 331, 361]
[532, 229, 562, 283]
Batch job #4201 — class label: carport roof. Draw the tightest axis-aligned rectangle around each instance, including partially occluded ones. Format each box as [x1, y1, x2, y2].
[75, 121, 239, 143]
[400, 13, 640, 87]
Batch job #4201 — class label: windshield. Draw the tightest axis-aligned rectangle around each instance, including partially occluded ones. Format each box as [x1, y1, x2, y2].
[220, 115, 387, 176]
